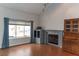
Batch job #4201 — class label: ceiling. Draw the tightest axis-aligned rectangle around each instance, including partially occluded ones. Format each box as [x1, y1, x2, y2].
[0, 3, 45, 15]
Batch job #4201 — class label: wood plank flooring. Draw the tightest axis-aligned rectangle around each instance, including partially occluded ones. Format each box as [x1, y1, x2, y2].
[0, 44, 77, 56]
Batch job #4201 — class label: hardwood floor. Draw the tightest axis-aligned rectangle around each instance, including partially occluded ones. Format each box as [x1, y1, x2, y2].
[0, 44, 77, 56]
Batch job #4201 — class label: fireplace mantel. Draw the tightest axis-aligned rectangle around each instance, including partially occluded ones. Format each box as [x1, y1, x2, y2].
[46, 30, 63, 32]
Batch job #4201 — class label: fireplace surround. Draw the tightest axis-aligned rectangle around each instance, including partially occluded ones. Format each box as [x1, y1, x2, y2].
[46, 30, 63, 48]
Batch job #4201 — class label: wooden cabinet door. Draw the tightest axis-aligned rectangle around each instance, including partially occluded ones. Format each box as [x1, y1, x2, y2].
[71, 39, 79, 55]
[63, 39, 72, 52]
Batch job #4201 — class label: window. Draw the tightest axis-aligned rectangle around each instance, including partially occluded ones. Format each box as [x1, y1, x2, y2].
[16, 25, 25, 38]
[9, 21, 31, 39]
[9, 25, 16, 39]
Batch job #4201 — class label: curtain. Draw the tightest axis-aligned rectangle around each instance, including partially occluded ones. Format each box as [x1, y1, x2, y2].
[30, 21, 34, 43]
[2, 17, 9, 48]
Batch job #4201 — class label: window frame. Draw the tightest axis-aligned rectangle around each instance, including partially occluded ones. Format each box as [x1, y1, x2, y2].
[9, 23, 31, 39]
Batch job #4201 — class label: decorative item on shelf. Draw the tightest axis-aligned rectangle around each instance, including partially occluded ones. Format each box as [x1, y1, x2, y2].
[36, 26, 42, 29]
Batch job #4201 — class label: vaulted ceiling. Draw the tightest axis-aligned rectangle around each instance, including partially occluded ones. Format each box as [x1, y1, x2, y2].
[0, 3, 45, 15]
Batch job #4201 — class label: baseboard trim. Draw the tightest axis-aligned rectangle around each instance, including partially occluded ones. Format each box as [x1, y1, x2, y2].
[10, 43, 31, 47]
[0, 43, 31, 49]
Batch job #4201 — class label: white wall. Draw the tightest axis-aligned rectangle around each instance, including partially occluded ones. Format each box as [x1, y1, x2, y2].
[64, 3, 79, 19]
[39, 4, 65, 30]
[0, 7, 39, 48]
[39, 3, 69, 30]
[40, 3, 79, 30]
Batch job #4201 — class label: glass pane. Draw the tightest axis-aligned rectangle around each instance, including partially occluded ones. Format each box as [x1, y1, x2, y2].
[73, 25, 78, 28]
[16, 25, 24, 38]
[25, 26, 31, 37]
[66, 25, 70, 28]
[66, 29, 70, 32]
[66, 20, 70, 24]
[9, 25, 16, 39]
[73, 20, 78, 24]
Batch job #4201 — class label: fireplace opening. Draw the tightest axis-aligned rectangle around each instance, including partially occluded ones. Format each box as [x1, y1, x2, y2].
[48, 34, 58, 45]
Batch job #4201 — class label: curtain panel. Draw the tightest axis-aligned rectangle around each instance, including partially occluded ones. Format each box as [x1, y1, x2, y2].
[2, 17, 9, 48]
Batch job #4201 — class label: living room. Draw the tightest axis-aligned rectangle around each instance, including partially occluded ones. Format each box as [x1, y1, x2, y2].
[0, 3, 79, 57]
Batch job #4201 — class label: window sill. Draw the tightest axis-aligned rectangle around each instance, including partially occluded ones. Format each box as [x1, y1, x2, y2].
[9, 37, 30, 40]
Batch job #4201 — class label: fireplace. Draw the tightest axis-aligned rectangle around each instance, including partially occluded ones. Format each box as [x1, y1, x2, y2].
[48, 34, 58, 45]
[46, 30, 63, 48]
